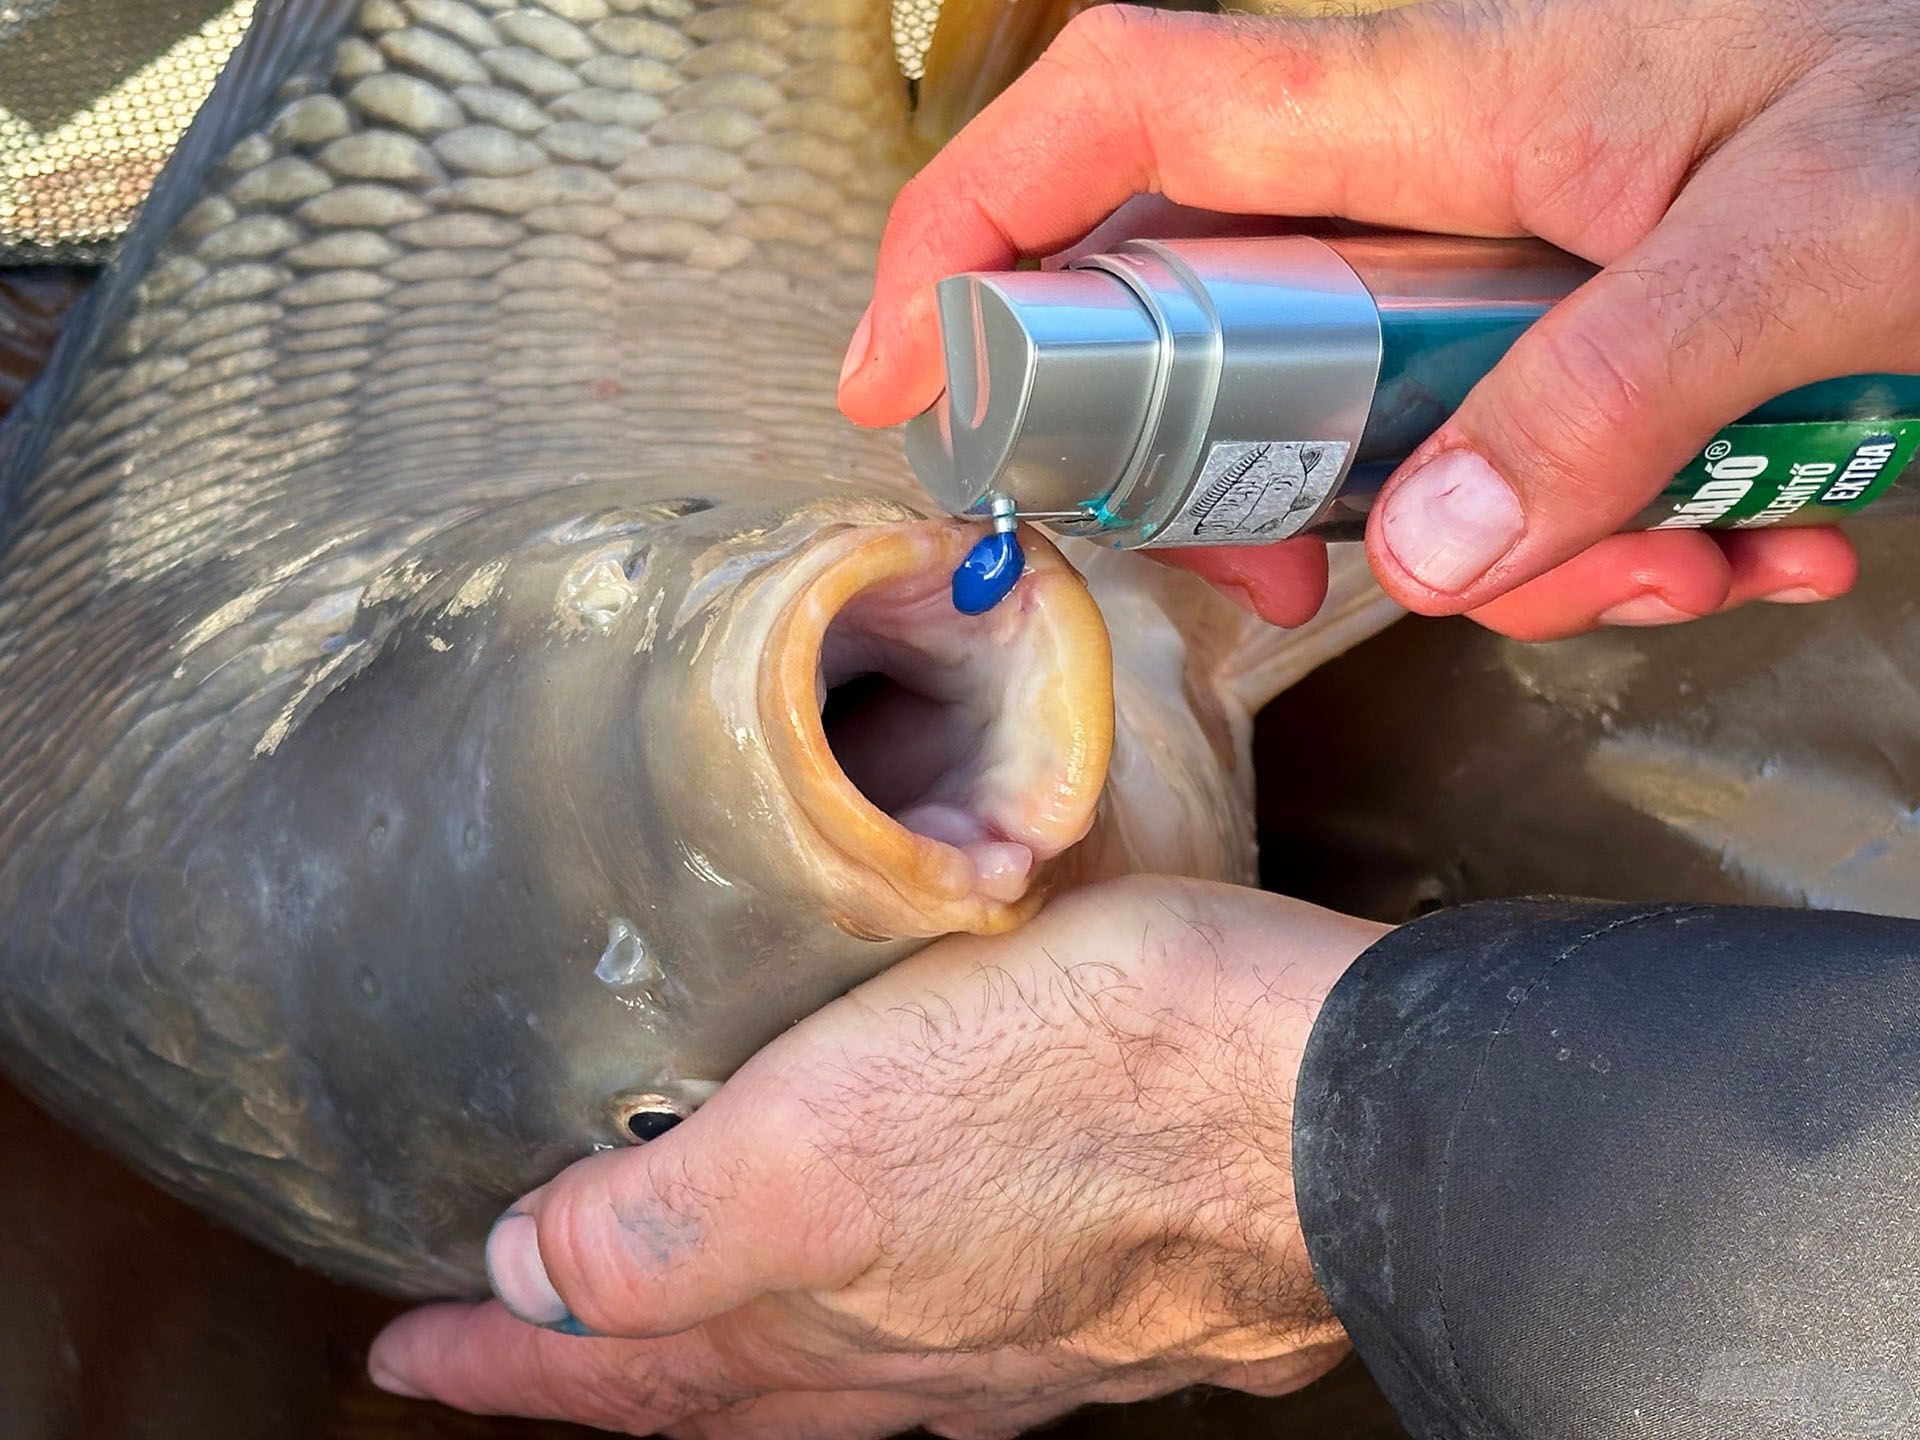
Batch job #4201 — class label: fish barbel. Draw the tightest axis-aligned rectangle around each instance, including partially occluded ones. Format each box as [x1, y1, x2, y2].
[0, 0, 1397, 1295]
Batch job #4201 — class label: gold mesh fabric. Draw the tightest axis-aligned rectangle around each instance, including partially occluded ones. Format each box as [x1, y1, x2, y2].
[1, 0, 943, 262]
[893, 0, 943, 80]
[0, 0, 254, 263]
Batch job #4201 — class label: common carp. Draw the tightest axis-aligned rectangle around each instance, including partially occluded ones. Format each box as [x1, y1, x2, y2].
[0, 0, 1397, 1297]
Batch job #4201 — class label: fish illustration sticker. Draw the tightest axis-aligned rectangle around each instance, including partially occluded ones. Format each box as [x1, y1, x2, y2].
[1146, 439, 1352, 546]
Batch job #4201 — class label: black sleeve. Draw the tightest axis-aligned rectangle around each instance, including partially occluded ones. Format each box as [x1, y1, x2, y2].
[1292, 899, 1920, 1440]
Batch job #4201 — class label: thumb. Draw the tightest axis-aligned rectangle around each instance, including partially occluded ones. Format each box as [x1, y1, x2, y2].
[1364, 139, 1913, 614]
[483, 1073, 875, 1338]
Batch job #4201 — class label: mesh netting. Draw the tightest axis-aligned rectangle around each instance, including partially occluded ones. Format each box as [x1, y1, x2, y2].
[0, 0, 255, 264]
[0, 0, 1145, 265]
[893, 0, 943, 81]
[0, 0, 952, 263]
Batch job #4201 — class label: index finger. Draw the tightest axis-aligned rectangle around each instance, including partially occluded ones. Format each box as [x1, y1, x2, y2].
[838, 3, 1537, 427]
[370, 1300, 751, 1427]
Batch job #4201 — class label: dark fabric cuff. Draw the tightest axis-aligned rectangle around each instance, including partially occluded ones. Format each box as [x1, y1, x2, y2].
[1290, 898, 1920, 1440]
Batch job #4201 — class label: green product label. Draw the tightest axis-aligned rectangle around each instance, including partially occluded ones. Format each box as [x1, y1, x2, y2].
[1648, 420, 1920, 529]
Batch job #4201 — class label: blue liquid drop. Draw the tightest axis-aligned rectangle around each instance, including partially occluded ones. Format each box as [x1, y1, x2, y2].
[952, 529, 1024, 614]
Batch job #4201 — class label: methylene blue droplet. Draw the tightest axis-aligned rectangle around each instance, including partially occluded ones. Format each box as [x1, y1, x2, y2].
[951, 529, 1025, 615]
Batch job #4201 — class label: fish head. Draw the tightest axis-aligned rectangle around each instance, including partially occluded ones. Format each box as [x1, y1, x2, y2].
[213, 476, 1110, 1288]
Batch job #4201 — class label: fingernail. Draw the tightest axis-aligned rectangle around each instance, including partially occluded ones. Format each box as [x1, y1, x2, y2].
[1762, 585, 1828, 604]
[486, 1210, 583, 1332]
[837, 305, 873, 388]
[370, 1364, 428, 1400]
[1380, 449, 1525, 594]
[1598, 594, 1694, 627]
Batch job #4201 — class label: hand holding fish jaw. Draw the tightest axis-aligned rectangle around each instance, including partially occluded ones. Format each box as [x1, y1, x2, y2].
[841, 0, 1920, 639]
[368, 877, 1387, 1439]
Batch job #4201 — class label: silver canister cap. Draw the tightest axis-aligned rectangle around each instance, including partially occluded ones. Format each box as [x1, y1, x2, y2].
[905, 236, 1385, 548]
[904, 268, 1162, 521]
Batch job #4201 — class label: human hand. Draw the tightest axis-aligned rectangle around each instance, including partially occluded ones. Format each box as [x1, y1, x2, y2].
[839, 0, 1918, 639]
[368, 878, 1386, 1438]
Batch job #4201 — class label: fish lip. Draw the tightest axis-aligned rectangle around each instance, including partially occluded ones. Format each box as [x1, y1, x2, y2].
[759, 520, 1113, 938]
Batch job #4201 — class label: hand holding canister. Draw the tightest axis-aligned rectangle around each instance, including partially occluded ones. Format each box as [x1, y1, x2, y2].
[840, 0, 1920, 639]
[906, 232, 1920, 606]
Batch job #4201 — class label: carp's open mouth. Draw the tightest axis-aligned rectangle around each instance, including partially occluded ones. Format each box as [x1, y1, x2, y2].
[763, 522, 1113, 935]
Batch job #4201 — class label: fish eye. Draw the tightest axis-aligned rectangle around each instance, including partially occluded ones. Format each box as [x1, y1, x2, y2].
[626, 1110, 681, 1142]
[607, 1091, 688, 1144]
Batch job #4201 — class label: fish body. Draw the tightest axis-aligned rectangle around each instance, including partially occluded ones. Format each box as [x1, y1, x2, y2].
[0, 0, 1394, 1295]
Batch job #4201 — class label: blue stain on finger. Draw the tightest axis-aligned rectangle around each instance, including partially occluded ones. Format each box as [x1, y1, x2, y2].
[486, 1209, 595, 1335]
[952, 529, 1024, 615]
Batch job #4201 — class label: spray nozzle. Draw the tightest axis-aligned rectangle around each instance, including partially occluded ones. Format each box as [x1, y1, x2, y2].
[951, 496, 1024, 615]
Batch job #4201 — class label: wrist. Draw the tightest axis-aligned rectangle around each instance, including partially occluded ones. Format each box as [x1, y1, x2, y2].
[1120, 882, 1388, 1371]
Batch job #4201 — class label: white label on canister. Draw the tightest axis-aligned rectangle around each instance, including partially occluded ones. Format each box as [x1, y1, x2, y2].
[1145, 440, 1351, 547]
